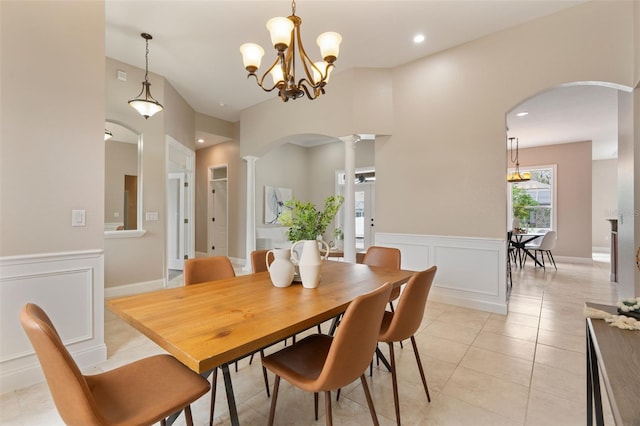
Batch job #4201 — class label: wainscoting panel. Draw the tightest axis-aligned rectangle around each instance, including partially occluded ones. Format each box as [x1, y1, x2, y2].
[376, 233, 508, 314]
[0, 250, 106, 393]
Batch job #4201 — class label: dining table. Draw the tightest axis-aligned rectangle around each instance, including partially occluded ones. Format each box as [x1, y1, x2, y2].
[106, 260, 415, 426]
[510, 232, 544, 268]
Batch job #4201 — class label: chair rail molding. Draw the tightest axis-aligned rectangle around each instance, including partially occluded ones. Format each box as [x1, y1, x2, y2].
[0, 250, 106, 393]
[375, 233, 508, 314]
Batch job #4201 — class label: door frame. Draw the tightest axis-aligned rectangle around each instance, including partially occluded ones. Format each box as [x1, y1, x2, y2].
[208, 165, 229, 257]
[166, 137, 195, 272]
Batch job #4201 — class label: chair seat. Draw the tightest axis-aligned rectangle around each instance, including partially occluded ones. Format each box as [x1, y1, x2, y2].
[262, 334, 332, 392]
[86, 354, 210, 426]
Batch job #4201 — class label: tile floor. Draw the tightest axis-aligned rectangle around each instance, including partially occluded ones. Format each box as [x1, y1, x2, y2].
[1, 256, 618, 425]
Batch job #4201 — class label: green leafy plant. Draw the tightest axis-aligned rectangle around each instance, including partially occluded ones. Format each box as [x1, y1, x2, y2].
[512, 186, 539, 226]
[279, 195, 344, 242]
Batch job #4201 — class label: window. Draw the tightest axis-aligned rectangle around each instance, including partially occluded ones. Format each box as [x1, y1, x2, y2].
[508, 165, 556, 233]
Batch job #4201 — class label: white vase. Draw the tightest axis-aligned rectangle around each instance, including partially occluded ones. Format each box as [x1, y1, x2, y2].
[291, 240, 329, 289]
[266, 248, 295, 288]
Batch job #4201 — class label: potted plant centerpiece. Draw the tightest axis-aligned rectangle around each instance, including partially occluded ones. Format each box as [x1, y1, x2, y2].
[279, 195, 344, 288]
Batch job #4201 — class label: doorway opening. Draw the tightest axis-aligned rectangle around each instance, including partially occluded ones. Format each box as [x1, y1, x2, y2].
[337, 167, 375, 251]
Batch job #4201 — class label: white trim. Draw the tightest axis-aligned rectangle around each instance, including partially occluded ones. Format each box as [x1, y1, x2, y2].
[376, 233, 508, 314]
[592, 246, 611, 254]
[0, 250, 105, 393]
[104, 278, 165, 298]
[104, 229, 146, 239]
[553, 255, 593, 264]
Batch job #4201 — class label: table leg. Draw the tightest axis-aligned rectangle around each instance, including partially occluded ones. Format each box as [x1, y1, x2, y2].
[221, 363, 240, 426]
[586, 324, 604, 426]
[523, 248, 544, 268]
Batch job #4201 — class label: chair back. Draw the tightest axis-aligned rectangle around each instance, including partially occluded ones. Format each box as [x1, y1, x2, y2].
[362, 246, 401, 270]
[183, 256, 235, 285]
[379, 266, 437, 342]
[316, 282, 392, 390]
[250, 249, 274, 273]
[538, 231, 557, 250]
[20, 303, 105, 425]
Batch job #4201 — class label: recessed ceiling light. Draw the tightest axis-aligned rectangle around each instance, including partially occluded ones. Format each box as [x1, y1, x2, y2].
[516, 111, 529, 117]
[413, 34, 425, 44]
[219, 102, 226, 107]
[197, 138, 205, 143]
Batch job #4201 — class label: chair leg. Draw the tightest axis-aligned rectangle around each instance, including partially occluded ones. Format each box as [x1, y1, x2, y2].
[260, 350, 270, 398]
[267, 375, 281, 426]
[324, 391, 333, 426]
[360, 374, 379, 426]
[547, 250, 557, 270]
[209, 368, 218, 426]
[184, 405, 194, 426]
[314, 392, 319, 420]
[410, 335, 431, 402]
[387, 342, 401, 426]
[317, 324, 322, 333]
[249, 352, 255, 364]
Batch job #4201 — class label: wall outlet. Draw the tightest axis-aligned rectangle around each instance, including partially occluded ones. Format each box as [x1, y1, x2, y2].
[145, 211, 159, 221]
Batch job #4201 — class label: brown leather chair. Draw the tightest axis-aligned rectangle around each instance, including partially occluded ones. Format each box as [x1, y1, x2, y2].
[183, 256, 237, 426]
[20, 303, 210, 426]
[183, 255, 236, 285]
[250, 249, 274, 273]
[362, 246, 402, 310]
[378, 266, 437, 425]
[262, 282, 392, 426]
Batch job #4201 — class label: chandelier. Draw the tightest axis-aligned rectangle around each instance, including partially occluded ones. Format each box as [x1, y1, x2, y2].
[507, 137, 531, 182]
[104, 129, 113, 141]
[128, 33, 164, 119]
[239, 0, 342, 102]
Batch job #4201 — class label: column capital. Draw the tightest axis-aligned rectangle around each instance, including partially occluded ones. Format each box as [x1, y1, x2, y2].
[243, 155, 259, 163]
[339, 134, 360, 145]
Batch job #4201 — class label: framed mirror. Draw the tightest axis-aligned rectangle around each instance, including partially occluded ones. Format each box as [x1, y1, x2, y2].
[104, 120, 145, 238]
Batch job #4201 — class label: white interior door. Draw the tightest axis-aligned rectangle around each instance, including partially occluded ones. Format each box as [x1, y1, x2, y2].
[168, 173, 185, 270]
[208, 166, 228, 256]
[355, 182, 375, 249]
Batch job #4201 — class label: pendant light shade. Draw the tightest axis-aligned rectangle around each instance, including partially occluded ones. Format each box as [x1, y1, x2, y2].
[128, 33, 163, 119]
[507, 137, 530, 183]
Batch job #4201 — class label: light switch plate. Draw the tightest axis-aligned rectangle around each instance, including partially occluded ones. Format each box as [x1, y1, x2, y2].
[145, 211, 159, 221]
[71, 209, 86, 227]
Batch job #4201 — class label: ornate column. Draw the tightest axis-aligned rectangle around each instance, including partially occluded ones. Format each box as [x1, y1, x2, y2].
[243, 155, 259, 273]
[340, 135, 360, 263]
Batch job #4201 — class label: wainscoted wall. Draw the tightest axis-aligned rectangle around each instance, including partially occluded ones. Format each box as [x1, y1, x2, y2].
[0, 250, 106, 393]
[376, 233, 508, 314]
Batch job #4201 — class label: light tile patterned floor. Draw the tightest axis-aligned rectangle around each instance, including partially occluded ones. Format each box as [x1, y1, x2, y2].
[1, 256, 618, 425]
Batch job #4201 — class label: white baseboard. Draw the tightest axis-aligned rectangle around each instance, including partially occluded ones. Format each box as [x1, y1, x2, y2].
[0, 250, 105, 393]
[104, 279, 166, 299]
[554, 255, 594, 264]
[592, 246, 611, 254]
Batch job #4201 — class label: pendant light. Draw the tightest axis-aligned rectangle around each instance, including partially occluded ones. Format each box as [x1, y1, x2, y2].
[507, 137, 531, 182]
[128, 33, 163, 119]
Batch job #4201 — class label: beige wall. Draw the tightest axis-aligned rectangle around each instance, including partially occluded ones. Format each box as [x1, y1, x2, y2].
[592, 159, 618, 251]
[165, 82, 196, 152]
[239, 68, 393, 157]
[516, 142, 592, 259]
[237, 1, 635, 246]
[0, 1, 105, 256]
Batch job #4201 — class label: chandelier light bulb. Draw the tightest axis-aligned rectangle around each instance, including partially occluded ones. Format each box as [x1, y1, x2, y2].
[266, 17, 294, 50]
[240, 43, 265, 73]
[316, 32, 342, 63]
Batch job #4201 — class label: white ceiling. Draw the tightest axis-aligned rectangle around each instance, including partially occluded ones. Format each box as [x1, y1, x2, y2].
[106, 0, 621, 159]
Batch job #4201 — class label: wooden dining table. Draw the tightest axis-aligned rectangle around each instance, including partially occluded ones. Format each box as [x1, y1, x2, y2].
[107, 260, 415, 425]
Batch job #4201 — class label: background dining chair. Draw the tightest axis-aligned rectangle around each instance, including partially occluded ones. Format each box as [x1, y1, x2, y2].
[361, 246, 402, 312]
[250, 249, 274, 274]
[378, 266, 437, 425]
[262, 282, 392, 426]
[183, 255, 236, 286]
[20, 303, 210, 426]
[523, 230, 557, 270]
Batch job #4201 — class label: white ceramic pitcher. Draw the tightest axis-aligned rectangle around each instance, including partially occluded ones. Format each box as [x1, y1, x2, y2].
[266, 248, 295, 288]
[290, 240, 330, 289]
